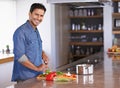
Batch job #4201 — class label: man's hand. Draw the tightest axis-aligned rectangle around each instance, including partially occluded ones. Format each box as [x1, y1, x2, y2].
[37, 63, 48, 72]
[21, 59, 48, 72]
[42, 51, 49, 65]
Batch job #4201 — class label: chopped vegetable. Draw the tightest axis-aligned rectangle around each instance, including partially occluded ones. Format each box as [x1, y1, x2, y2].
[56, 71, 63, 75]
[45, 69, 51, 74]
[54, 77, 71, 82]
[46, 72, 57, 81]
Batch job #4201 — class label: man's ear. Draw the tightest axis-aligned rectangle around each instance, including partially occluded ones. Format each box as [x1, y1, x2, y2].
[29, 12, 31, 17]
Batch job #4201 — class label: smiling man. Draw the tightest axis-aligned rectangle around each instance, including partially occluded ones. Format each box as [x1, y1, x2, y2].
[12, 3, 49, 82]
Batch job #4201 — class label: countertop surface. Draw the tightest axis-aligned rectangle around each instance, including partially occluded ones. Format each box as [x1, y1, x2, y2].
[0, 53, 14, 64]
[7, 52, 120, 88]
[0, 53, 14, 59]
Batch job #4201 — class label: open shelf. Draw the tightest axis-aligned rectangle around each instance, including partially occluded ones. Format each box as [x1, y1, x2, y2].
[69, 30, 103, 33]
[112, 13, 120, 17]
[69, 15, 103, 18]
[70, 42, 103, 46]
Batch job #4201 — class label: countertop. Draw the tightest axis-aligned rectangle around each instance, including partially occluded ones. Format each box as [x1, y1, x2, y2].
[7, 52, 120, 88]
[0, 53, 14, 64]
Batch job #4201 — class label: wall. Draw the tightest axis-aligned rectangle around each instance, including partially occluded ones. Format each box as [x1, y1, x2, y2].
[0, 0, 16, 88]
[0, 0, 16, 50]
[104, 4, 112, 52]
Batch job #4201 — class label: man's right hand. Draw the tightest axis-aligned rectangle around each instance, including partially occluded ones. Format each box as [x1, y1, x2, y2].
[37, 64, 48, 72]
[21, 59, 48, 72]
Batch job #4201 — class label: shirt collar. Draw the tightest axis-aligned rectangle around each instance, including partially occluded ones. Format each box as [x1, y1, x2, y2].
[26, 20, 38, 32]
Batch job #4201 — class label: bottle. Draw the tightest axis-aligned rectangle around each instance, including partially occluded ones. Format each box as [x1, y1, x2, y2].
[68, 52, 73, 64]
[77, 24, 80, 30]
[90, 47, 93, 54]
[71, 45, 74, 55]
[86, 48, 89, 55]
[72, 23, 75, 30]
[91, 9, 94, 16]
[6, 45, 10, 54]
[81, 23, 86, 30]
[90, 25, 94, 30]
[75, 24, 78, 31]
[69, 10, 73, 17]
[98, 24, 102, 30]
[2, 49, 4, 54]
[67, 68, 71, 76]
[87, 9, 91, 16]
[74, 9, 78, 16]
[79, 9, 82, 16]
[83, 9, 87, 16]
[114, 38, 117, 45]
[76, 46, 80, 56]
[87, 25, 91, 30]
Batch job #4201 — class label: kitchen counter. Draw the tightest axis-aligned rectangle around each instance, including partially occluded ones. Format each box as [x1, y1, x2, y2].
[0, 54, 14, 64]
[6, 52, 120, 88]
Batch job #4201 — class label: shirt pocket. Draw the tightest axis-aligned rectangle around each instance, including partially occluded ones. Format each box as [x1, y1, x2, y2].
[27, 39, 39, 50]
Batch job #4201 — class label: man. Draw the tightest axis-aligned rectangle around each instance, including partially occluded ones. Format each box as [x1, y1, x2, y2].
[12, 3, 49, 82]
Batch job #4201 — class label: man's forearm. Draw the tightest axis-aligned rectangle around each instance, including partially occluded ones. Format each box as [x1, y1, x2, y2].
[18, 54, 45, 72]
[18, 54, 40, 71]
[21, 59, 39, 71]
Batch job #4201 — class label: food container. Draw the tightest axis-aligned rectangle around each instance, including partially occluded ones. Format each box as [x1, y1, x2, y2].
[76, 64, 93, 75]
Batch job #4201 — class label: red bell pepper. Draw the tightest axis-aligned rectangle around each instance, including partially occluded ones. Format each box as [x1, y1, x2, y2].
[46, 72, 57, 81]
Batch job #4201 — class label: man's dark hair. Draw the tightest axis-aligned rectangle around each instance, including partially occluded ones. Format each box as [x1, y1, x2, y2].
[30, 3, 46, 13]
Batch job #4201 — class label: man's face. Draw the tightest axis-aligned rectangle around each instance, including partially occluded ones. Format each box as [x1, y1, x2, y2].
[29, 9, 45, 28]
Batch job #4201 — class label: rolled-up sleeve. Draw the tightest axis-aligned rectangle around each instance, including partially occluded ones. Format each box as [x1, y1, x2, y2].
[18, 54, 28, 63]
[13, 29, 25, 60]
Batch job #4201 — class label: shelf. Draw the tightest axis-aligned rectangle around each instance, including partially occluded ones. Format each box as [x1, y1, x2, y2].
[69, 15, 103, 19]
[68, 6, 103, 60]
[112, 13, 120, 17]
[113, 27, 120, 30]
[69, 30, 103, 33]
[112, 0, 120, 2]
[70, 42, 103, 46]
[113, 30, 120, 34]
[72, 55, 89, 59]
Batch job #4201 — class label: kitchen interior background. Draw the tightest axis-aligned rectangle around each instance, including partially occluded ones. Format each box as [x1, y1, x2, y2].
[0, 0, 115, 87]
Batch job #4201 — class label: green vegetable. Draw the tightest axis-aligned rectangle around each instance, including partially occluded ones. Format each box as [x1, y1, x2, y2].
[45, 69, 51, 74]
[54, 78, 71, 82]
[56, 71, 63, 75]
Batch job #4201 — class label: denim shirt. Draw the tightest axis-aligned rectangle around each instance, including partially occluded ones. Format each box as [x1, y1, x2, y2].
[12, 20, 43, 81]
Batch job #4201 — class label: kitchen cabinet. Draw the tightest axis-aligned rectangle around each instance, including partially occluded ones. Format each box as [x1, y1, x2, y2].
[68, 6, 104, 62]
[0, 54, 15, 88]
[112, 0, 120, 46]
[112, 0, 120, 34]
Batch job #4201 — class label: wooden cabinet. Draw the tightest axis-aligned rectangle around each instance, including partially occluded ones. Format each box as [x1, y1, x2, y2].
[68, 6, 104, 62]
[112, 0, 120, 34]
[112, 0, 120, 46]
